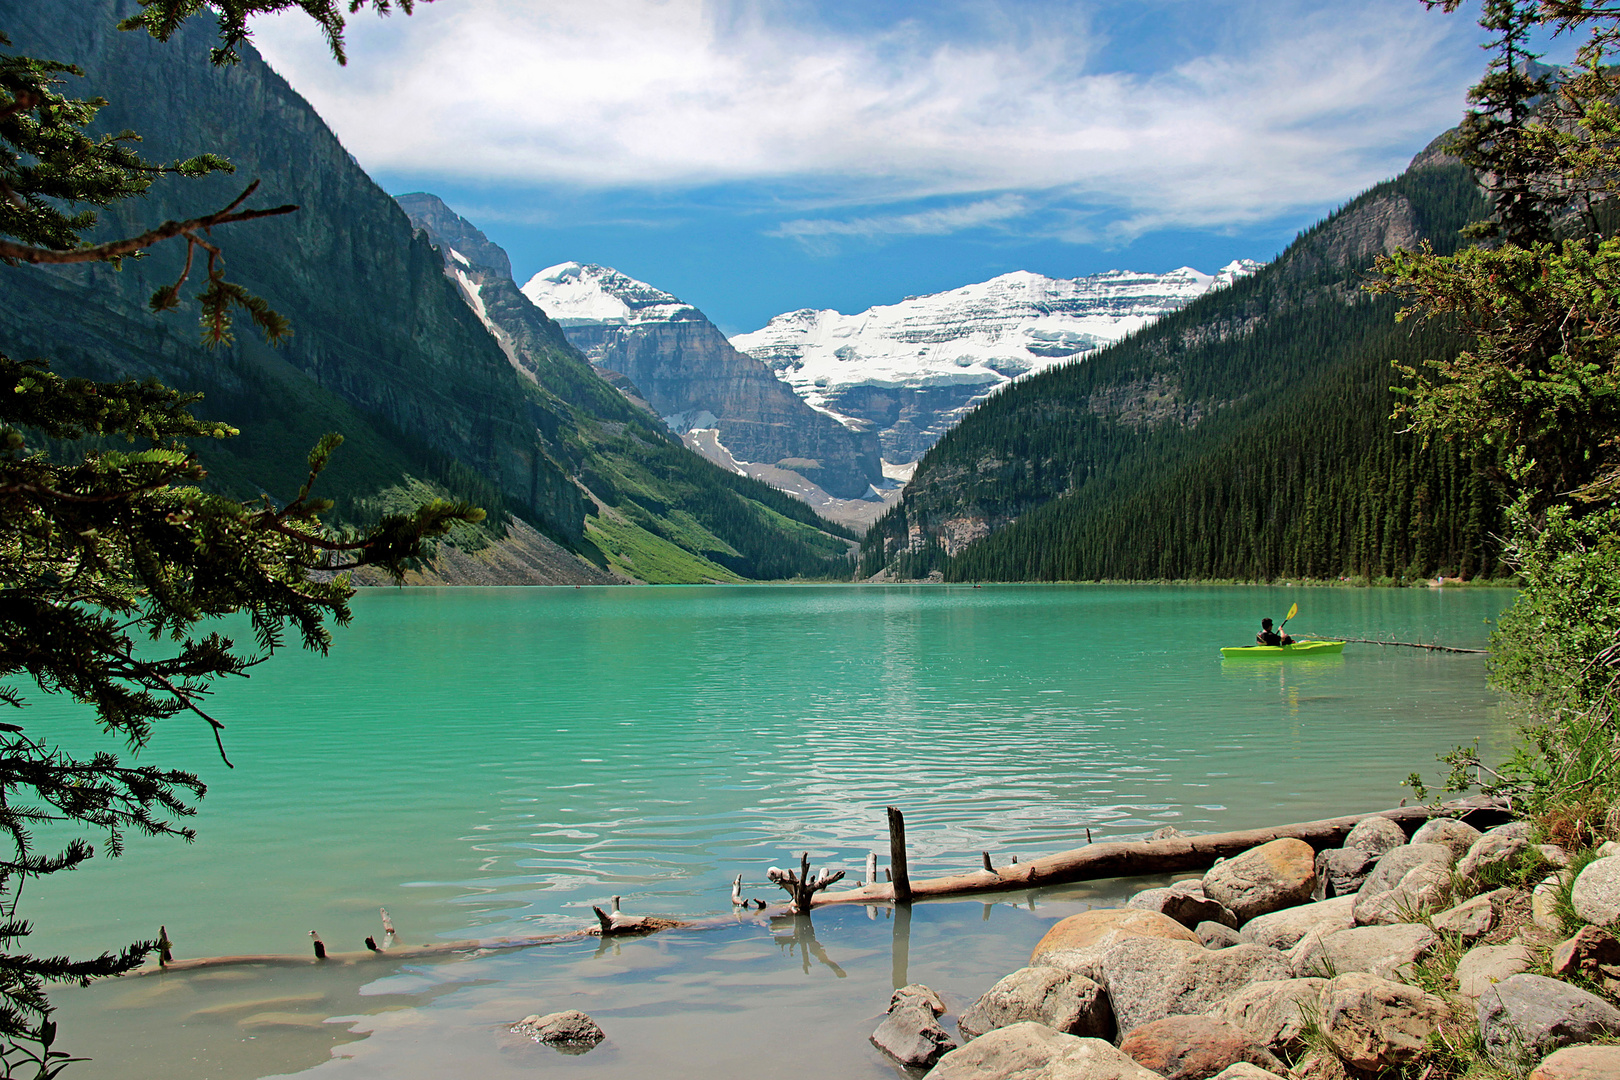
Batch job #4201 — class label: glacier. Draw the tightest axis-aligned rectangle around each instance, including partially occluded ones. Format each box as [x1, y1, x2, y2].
[730, 261, 1262, 463]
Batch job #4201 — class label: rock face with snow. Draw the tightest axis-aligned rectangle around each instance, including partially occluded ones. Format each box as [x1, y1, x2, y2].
[523, 263, 884, 502]
[731, 263, 1260, 464]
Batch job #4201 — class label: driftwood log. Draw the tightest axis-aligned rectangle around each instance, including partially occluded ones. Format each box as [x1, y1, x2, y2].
[120, 798, 1507, 976]
[812, 798, 1509, 907]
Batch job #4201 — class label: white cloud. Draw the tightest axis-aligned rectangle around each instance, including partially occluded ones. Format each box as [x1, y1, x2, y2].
[770, 194, 1030, 251]
[249, 0, 1483, 238]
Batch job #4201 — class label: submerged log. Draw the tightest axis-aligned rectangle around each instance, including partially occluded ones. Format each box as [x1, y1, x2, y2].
[1328, 637, 1486, 655]
[813, 799, 1510, 907]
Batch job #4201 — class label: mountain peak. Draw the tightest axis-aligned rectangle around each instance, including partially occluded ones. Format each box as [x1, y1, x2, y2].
[522, 262, 693, 325]
[394, 192, 512, 280]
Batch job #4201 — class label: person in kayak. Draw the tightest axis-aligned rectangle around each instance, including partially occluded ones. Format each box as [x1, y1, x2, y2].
[1257, 618, 1295, 647]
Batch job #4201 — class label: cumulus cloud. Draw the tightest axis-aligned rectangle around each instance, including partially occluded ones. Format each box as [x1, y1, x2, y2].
[249, 0, 1482, 239]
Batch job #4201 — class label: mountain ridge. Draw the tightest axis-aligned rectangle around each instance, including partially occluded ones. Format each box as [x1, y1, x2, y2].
[730, 261, 1262, 466]
[858, 149, 1500, 583]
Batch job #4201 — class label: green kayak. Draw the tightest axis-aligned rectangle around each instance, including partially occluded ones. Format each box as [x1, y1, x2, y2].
[1220, 640, 1346, 659]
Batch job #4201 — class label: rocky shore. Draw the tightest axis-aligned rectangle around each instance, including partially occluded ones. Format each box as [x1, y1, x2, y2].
[868, 816, 1620, 1080]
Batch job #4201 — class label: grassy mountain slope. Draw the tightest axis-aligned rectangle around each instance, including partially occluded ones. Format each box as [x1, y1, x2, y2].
[399, 193, 859, 582]
[860, 156, 1502, 583]
[0, 0, 854, 582]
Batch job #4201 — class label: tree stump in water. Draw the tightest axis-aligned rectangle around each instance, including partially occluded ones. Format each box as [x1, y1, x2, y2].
[769, 852, 845, 913]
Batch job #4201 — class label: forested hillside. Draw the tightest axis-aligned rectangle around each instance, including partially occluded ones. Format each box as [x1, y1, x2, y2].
[0, 0, 855, 583]
[859, 153, 1502, 583]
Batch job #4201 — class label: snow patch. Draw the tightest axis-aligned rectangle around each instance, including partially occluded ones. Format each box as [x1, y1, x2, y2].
[730, 263, 1263, 420]
[521, 261, 694, 326]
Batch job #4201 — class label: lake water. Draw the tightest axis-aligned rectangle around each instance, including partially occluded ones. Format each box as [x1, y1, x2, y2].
[30, 584, 1514, 1079]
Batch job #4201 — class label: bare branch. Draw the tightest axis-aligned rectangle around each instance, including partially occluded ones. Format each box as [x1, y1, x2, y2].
[0, 181, 296, 267]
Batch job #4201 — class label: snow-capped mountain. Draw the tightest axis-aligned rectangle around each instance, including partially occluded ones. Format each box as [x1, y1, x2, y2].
[521, 263, 885, 507]
[731, 261, 1262, 463]
[521, 262, 695, 327]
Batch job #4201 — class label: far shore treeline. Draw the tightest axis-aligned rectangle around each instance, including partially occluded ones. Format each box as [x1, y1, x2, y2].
[860, 160, 1501, 585]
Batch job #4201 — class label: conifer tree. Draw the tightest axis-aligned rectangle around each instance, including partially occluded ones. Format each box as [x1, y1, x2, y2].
[0, 2, 468, 1072]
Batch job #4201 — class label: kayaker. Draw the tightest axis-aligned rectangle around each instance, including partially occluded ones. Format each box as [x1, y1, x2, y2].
[1257, 618, 1294, 647]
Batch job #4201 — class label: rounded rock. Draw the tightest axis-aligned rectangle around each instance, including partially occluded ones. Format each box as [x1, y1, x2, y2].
[1240, 896, 1355, 951]
[1530, 1044, 1620, 1080]
[1477, 973, 1620, 1064]
[1031, 909, 1200, 981]
[891, 983, 947, 1016]
[1343, 816, 1406, 857]
[1409, 818, 1483, 859]
[1458, 830, 1530, 881]
[1119, 1015, 1284, 1080]
[1202, 838, 1316, 923]
[958, 966, 1113, 1042]
[1318, 971, 1447, 1071]
[1570, 855, 1620, 927]
[513, 1009, 605, 1045]
[1212, 978, 1327, 1056]
[1455, 940, 1533, 1001]
[928, 1022, 1164, 1080]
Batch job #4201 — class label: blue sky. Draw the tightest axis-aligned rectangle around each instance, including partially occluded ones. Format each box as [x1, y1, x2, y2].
[251, 1, 1563, 334]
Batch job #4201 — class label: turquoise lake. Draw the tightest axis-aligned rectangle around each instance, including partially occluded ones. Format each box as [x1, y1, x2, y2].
[32, 584, 1514, 1079]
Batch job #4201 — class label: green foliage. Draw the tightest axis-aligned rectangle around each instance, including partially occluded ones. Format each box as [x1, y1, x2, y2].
[1374, 236, 1620, 509]
[120, 0, 425, 67]
[1491, 502, 1620, 710]
[0, 2, 477, 1069]
[0, 34, 232, 251]
[1395, 3, 1620, 847]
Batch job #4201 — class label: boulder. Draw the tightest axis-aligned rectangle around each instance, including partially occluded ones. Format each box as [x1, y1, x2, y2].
[1240, 896, 1355, 951]
[1317, 972, 1447, 1071]
[1312, 847, 1375, 901]
[1196, 922, 1244, 950]
[1209, 1067, 1286, 1080]
[1530, 1044, 1620, 1080]
[1129, 884, 1240, 931]
[1484, 820, 1533, 841]
[1550, 924, 1620, 993]
[1571, 855, 1620, 927]
[1353, 844, 1455, 925]
[872, 1003, 957, 1068]
[512, 1010, 605, 1046]
[1409, 818, 1483, 859]
[1533, 874, 1566, 931]
[1100, 939, 1289, 1035]
[927, 1022, 1163, 1080]
[1540, 844, 1571, 868]
[1343, 816, 1406, 857]
[1458, 830, 1530, 881]
[1455, 940, 1533, 1001]
[1202, 839, 1316, 923]
[958, 966, 1114, 1042]
[1477, 973, 1620, 1064]
[1430, 890, 1505, 939]
[1031, 909, 1201, 982]
[1118, 1015, 1284, 1080]
[1355, 843, 1453, 902]
[1289, 923, 1436, 981]
[891, 983, 947, 1016]
[1211, 978, 1326, 1056]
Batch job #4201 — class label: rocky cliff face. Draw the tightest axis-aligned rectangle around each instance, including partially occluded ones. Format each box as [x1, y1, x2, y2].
[0, 0, 588, 540]
[732, 264, 1260, 464]
[523, 263, 884, 501]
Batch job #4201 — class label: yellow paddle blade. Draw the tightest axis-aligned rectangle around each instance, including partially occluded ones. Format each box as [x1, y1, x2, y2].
[1285, 603, 1298, 622]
